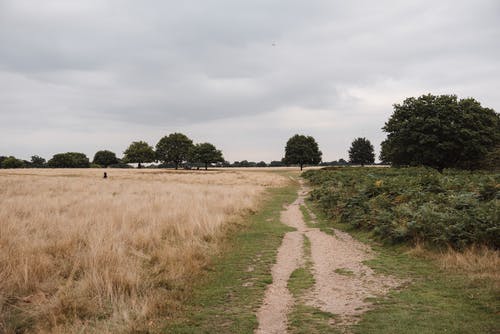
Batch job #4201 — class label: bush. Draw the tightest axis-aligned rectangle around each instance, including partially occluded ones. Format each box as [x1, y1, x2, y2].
[303, 167, 499, 249]
[48, 152, 90, 168]
[1, 156, 24, 168]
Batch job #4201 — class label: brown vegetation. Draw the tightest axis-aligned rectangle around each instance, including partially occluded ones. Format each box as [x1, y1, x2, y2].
[0, 169, 286, 333]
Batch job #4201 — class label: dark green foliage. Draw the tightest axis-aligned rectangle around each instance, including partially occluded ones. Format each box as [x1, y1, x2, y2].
[381, 94, 500, 170]
[123, 141, 155, 168]
[47, 152, 90, 168]
[30, 155, 46, 168]
[190, 142, 224, 170]
[93, 150, 118, 167]
[155, 133, 193, 169]
[480, 145, 500, 171]
[1, 156, 25, 168]
[303, 168, 499, 249]
[348, 137, 375, 166]
[284, 134, 322, 170]
[269, 160, 285, 167]
[256, 161, 267, 167]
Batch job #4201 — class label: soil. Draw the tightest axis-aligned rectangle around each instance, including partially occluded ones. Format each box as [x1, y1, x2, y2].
[255, 181, 402, 333]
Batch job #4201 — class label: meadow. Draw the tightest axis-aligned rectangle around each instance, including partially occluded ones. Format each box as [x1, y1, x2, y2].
[0, 169, 286, 333]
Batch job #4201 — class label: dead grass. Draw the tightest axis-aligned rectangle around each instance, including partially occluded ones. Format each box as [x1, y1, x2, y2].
[408, 243, 500, 287]
[0, 169, 286, 333]
[438, 246, 500, 282]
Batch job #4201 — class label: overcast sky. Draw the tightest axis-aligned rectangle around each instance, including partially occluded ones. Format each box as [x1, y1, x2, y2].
[1, 0, 499, 162]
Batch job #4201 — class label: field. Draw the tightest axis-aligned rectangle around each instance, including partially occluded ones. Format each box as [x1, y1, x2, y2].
[0, 169, 287, 333]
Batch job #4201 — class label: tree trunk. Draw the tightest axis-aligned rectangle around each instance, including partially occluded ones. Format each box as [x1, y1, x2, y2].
[175, 162, 178, 170]
[138, 162, 142, 169]
[205, 162, 208, 170]
[300, 163, 303, 171]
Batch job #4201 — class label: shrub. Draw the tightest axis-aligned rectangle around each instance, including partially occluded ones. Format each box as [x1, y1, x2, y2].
[303, 167, 499, 249]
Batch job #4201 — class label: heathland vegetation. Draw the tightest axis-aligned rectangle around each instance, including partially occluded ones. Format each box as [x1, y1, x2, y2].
[303, 167, 498, 249]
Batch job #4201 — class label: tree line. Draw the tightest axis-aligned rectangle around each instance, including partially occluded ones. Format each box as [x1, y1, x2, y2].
[1, 94, 498, 171]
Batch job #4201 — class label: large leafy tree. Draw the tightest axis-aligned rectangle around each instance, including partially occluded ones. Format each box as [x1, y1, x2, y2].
[381, 94, 500, 170]
[123, 141, 155, 168]
[348, 137, 375, 166]
[156, 133, 193, 169]
[48, 152, 90, 168]
[190, 142, 224, 170]
[30, 155, 46, 168]
[284, 134, 322, 170]
[93, 150, 119, 167]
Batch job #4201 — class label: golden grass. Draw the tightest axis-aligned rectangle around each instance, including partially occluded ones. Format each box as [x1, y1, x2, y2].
[408, 243, 500, 289]
[0, 169, 287, 333]
[437, 246, 500, 283]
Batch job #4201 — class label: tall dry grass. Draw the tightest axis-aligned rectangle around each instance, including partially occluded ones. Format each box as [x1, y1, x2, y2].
[0, 169, 286, 333]
[438, 246, 500, 284]
[409, 243, 500, 290]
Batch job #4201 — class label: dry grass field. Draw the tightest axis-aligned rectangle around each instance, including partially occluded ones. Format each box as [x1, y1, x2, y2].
[0, 169, 287, 333]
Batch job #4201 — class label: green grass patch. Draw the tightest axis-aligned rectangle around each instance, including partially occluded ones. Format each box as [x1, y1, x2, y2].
[334, 268, 354, 276]
[162, 181, 298, 334]
[299, 204, 314, 227]
[288, 305, 339, 334]
[288, 236, 314, 298]
[303, 180, 499, 334]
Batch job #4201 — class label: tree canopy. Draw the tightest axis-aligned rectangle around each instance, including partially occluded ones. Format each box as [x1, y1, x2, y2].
[123, 141, 155, 168]
[1, 156, 24, 169]
[156, 133, 193, 169]
[30, 155, 46, 168]
[348, 137, 375, 166]
[284, 134, 322, 170]
[93, 150, 118, 167]
[48, 152, 90, 168]
[190, 142, 224, 170]
[381, 94, 500, 170]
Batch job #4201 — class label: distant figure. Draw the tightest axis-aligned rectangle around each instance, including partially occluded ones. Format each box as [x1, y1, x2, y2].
[103, 172, 107, 179]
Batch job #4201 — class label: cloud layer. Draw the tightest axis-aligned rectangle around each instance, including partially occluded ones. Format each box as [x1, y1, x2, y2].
[1, 0, 499, 161]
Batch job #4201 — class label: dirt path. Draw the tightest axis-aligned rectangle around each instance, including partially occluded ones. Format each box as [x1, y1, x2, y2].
[255, 182, 402, 333]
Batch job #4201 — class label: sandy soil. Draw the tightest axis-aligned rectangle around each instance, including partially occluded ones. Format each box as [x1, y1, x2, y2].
[255, 182, 402, 333]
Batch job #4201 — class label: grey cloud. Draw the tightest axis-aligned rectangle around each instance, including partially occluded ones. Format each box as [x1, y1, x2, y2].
[0, 0, 499, 160]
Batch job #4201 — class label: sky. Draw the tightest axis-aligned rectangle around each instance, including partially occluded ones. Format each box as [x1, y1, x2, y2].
[1, 0, 499, 162]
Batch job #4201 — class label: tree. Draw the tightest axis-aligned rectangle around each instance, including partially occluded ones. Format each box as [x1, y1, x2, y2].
[190, 142, 224, 170]
[123, 141, 155, 168]
[1, 156, 24, 168]
[156, 133, 193, 169]
[269, 160, 285, 167]
[381, 94, 500, 171]
[284, 134, 322, 170]
[30, 155, 46, 168]
[256, 161, 267, 167]
[348, 137, 375, 166]
[93, 150, 118, 167]
[48, 152, 90, 168]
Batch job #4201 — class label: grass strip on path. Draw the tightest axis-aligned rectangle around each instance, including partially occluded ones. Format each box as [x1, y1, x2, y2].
[163, 181, 298, 333]
[287, 234, 338, 334]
